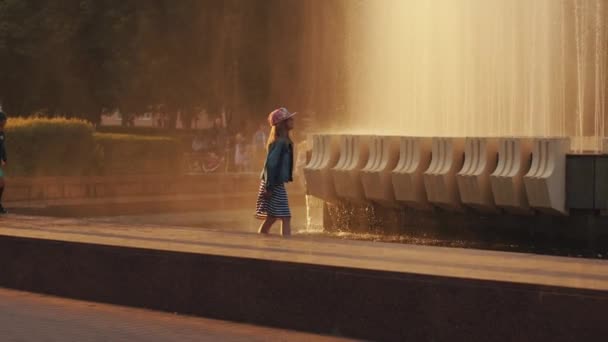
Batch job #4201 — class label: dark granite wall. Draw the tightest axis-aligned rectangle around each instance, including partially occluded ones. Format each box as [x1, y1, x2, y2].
[0, 235, 607, 341]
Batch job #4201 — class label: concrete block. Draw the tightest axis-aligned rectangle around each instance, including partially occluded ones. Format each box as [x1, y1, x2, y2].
[45, 184, 64, 199]
[4, 186, 31, 201]
[595, 155, 608, 210]
[331, 135, 371, 203]
[457, 138, 499, 213]
[566, 154, 608, 211]
[490, 138, 534, 215]
[64, 184, 87, 198]
[566, 155, 596, 210]
[423, 138, 466, 212]
[360, 136, 400, 205]
[524, 138, 570, 215]
[391, 137, 433, 210]
[303, 134, 341, 203]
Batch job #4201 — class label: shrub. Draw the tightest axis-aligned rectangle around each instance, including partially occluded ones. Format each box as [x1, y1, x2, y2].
[96, 125, 206, 153]
[93, 133, 182, 175]
[2, 118, 183, 177]
[4, 117, 96, 176]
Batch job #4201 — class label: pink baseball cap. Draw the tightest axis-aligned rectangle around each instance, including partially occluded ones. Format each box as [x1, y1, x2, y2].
[268, 107, 297, 126]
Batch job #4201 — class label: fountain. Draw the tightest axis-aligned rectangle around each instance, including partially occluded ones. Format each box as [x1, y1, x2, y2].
[303, 0, 608, 234]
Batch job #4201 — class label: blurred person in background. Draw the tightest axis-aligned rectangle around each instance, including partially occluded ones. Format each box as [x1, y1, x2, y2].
[251, 123, 267, 171]
[210, 117, 229, 170]
[234, 133, 250, 172]
[189, 132, 207, 173]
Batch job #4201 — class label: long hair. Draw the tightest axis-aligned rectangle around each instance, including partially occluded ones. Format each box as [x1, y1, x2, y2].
[266, 120, 292, 151]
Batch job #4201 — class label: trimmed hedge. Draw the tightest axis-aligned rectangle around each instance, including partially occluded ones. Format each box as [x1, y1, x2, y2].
[3, 118, 181, 177]
[96, 125, 207, 152]
[94, 133, 181, 175]
[5, 118, 96, 176]
[96, 125, 204, 137]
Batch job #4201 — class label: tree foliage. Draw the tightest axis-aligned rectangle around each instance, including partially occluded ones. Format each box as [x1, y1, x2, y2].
[0, 0, 349, 127]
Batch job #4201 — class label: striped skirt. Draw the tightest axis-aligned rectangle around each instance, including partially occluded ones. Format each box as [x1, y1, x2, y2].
[255, 180, 291, 219]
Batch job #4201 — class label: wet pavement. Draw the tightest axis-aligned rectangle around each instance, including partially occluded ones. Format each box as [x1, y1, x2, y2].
[86, 205, 608, 260]
[90, 206, 308, 233]
[1, 214, 608, 291]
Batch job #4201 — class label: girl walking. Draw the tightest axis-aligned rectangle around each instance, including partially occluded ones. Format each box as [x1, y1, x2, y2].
[255, 107, 296, 236]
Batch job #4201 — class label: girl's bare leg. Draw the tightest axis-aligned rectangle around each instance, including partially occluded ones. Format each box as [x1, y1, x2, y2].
[280, 217, 292, 236]
[258, 216, 277, 234]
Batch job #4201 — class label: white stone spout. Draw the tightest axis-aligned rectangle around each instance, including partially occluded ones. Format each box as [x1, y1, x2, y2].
[360, 136, 400, 206]
[423, 137, 466, 212]
[303, 134, 340, 203]
[331, 135, 371, 203]
[391, 137, 433, 210]
[490, 137, 534, 215]
[523, 137, 570, 215]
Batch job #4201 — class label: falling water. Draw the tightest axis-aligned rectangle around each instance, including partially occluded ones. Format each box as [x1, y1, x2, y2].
[335, 0, 608, 152]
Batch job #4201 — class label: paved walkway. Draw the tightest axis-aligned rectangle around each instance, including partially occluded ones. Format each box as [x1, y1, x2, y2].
[0, 288, 354, 342]
[8, 192, 255, 207]
[90, 206, 308, 232]
[1, 215, 608, 291]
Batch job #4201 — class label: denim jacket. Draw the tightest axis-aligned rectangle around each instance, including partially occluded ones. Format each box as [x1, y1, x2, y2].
[260, 138, 293, 190]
